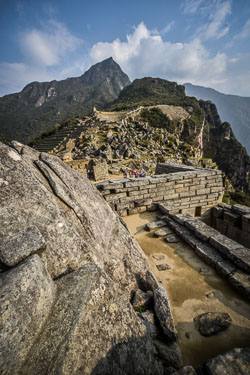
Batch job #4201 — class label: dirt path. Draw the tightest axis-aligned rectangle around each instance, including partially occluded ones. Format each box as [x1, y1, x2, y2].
[124, 211, 250, 366]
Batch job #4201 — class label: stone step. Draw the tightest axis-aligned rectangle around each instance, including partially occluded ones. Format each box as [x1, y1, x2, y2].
[145, 220, 167, 231]
[170, 214, 250, 273]
[163, 215, 250, 300]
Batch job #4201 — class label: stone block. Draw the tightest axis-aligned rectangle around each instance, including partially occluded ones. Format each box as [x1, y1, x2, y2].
[195, 243, 224, 267]
[0, 255, 55, 374]
[228, 270, 250, 299]
[128, 190, 144, 197]
[163, 193, 179, 200]
[216, 260, 236, 277]
[196, 188, 211, 195]
[212, 206, 223, 218]
[129, 206, 147, 215]
[134, 198, 152, 207]
[158, 204, 180, 215]
[210, 186, 223, 193]
[127, 186, 139, 192]
[116, 202, 135, 210]
[232, 204, 250, 216]
[117, 208, 128, 217]
[242, 214, 250, 233]
[0, 226, 46, 267]
[154, 287, 177, 342]
[223, 211, 241, 226]
[105, 193, 126, 202]
[125, 179, 150, 188]
[145, 220, 166, 231]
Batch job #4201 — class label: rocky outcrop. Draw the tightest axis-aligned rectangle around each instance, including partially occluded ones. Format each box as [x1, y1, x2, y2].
[202, 347, 250, 375]
[0, 141, 187, 374]
[200, 100, 250, 194]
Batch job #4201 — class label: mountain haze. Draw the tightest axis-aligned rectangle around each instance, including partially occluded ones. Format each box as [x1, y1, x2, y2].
[185, 83, 250, 155]
[0, 57, 130, 144]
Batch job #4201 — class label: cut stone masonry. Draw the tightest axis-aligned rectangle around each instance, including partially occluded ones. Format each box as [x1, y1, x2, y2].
[96, 163, 224, 217]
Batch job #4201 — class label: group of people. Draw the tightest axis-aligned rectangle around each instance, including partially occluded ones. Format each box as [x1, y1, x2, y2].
[123, 170, 146, 178]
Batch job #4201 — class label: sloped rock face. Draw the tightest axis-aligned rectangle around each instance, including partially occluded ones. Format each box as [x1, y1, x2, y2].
[0, 142, 148, 287]
[0, 142, 164, 374]
[21, 264, 160, 375]
[0, 255, 55, 374]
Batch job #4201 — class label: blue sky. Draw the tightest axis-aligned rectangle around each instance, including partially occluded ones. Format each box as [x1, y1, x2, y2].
[0, 0, 250, 97]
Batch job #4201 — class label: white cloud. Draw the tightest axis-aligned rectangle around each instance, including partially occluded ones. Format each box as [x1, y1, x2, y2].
[181, 0, 205, 14]
[20, 20, 83, 66]
[199, 0, 231, 40]
[90, 22, 227, 88]
[161, 21, 175, 35]
[182, 0, 231, 40]
[0, 20, 85, 96]
[233, 19, 250, 41]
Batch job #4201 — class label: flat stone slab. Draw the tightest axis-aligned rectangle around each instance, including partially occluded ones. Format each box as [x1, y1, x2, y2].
[0, 226, 46, 266]
[195, 243, 224, 268]
[158, 204, 180, 215]
[165, 235, 181, 243]
[152, 254, 165, 261]
[154, 228, 173, 237]
[194, 312, 232, 336]
[154, 287, 178, 342]
[228, 270, 250, 299]
[145, 220, 166, 231]
[156, 264, 171, 271]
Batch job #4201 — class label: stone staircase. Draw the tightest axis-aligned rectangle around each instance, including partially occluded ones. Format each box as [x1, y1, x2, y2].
[153, 205, 250, 300]
[33, 121, 86, 153]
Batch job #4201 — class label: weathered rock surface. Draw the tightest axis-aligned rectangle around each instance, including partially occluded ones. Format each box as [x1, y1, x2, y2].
[132, 289, 153, 310]
[154, 339, 183, 368]
[145, 220, 167, 231]
[0, 255, 55, 374]
[0, 226, 46, 266]
[0, 142, 149, 289]
[165, 235, 180, 243]
[154, 228, 173, 237]
[202, 347, 250, 375]
[154, 287, 178, 342]
[20, 263, 161, 375]
[0, 142, 165, 374]
[194, 312, 232, 336]
[156, 264, 171, 271]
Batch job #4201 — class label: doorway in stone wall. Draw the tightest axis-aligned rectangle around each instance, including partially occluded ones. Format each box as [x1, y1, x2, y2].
[195, 206, 202, 216]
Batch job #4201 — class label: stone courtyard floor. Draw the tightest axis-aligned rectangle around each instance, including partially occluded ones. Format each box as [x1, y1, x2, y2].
[124, 211, 250, 366]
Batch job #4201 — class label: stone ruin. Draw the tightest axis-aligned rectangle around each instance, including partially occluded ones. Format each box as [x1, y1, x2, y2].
[96, 163, 224, 217]
[0, 141, 250, 374]
[88, 158, 109, 181]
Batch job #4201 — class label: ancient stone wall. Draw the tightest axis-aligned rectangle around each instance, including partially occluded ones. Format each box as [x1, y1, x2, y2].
[211, 204, 250, 249]
[96, 164, 224, 216]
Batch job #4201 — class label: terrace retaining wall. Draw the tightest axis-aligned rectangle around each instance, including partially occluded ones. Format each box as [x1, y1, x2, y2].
[96, 164, 224, 217]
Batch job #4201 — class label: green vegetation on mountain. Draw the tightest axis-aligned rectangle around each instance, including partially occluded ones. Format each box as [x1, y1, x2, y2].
[140, 107, 175, 132]
[0, 58, 130, 144]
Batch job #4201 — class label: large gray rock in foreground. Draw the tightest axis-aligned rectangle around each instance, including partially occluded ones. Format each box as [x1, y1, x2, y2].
[0, 255, 55, 374]
[203, 347, 250, 375]
[21, 263, 161, 375]
[0, 226, 46, 266]
[0, 142, 160, 374]
[0, 142, 149, 289]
